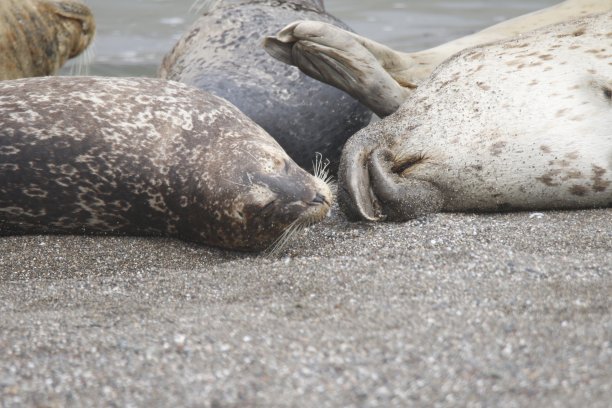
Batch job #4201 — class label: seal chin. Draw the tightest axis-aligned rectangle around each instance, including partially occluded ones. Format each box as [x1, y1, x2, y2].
[339, 144, 443, 222]
[268, 180, 333, 228]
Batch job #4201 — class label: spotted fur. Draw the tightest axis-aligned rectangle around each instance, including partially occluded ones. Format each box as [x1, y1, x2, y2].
[339, 12, 612, 221]
[0, 77, 331, 250]
[159, 0, 371, 172]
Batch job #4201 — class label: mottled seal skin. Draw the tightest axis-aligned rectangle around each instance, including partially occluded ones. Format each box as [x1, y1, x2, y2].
[0, 77, 332, 251]
[159, 0, 372, 172]
[0, 0, 95, 80]
[339, 12, 612, 222]
[265, 0, 612, 117]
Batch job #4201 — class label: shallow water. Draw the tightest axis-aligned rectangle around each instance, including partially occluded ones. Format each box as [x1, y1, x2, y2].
[63, 0, 558, 77]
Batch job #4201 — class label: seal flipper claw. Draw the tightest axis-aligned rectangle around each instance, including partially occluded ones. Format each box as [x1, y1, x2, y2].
[262, 36, 296, 66]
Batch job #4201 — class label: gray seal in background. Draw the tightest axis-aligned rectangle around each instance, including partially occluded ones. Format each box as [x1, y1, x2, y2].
[159, 0, 372, 172]
[0, 76, 332, 252]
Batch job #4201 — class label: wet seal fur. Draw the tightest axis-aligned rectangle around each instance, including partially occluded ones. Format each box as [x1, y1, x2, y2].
[0, 77, 332, 251]
[338, 12, 612, 221]
[0, 0, 95, 80]
[159, 0, 372, 172]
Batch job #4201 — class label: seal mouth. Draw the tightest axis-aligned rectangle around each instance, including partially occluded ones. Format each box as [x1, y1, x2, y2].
[264, 187, 332, 256]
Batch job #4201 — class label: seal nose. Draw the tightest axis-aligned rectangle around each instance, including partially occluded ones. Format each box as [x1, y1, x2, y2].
[310, 192, 328, 206]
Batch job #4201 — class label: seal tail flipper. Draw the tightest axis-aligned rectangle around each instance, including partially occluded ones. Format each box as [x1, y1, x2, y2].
[264, 21, 411, 117]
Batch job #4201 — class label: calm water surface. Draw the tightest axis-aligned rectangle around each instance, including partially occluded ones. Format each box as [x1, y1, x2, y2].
[62, 0, 558, 76]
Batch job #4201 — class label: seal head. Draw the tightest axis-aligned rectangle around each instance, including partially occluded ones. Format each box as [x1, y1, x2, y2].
[339, 12, 612, 221]
[0, 0, 95, 80]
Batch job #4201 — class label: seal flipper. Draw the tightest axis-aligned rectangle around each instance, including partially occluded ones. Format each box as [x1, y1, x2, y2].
[264, 20, 411, 117]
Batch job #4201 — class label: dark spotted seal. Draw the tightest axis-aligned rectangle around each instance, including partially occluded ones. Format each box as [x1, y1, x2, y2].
[265, 0, 611, 117]
[0, 77, 332, 251]
[159, 0, 372, 172]
[0, 0, 95, 80]
[338, 12, 612, 221]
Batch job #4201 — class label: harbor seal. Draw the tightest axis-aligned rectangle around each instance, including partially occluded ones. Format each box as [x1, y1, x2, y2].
[0, 77, 332, 251]
[159, 0, 371, 172]
[338, 12, 612, 221]
[0, 0, 95, 80]
[265, 0, 612, 117]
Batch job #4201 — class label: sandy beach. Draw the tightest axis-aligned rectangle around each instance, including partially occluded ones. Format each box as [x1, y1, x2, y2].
[1, 2, 608, 406]
[1, 207, 610, 407]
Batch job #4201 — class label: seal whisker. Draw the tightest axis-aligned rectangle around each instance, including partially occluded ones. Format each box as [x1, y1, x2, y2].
[223, 178, 251, 188]
[313, 151, 336, 194]
[69, 43, 94, 76]
[313, 152, 332, 182]
[265, 218, 304, 258]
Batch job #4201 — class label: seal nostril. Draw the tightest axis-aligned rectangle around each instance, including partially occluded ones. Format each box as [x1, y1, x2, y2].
[310, 193, 327, 206]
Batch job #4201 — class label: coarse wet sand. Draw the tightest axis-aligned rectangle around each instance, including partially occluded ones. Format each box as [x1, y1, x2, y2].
[1, 206, 610, 407]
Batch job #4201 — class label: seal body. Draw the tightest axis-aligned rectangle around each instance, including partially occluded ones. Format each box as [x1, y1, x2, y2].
[159, 0, 372, 172]
[339, 12, 612, 221]
[265, 0, 612, 117]
[0, 0, 95, 80]
[0, 77, 332, 251]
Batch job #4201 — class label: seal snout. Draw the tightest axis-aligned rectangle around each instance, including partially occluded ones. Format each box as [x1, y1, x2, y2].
[309, 192, 329, 206]
[339, 142, 443, 222]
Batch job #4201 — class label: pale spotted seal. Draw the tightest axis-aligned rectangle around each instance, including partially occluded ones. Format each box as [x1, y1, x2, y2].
[159, 0, 371, 172]
[337, 12, 612, 221]
[265, 0, 612, 117]
[0, 0, 95, 80]
[0, 77, 332, 251]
